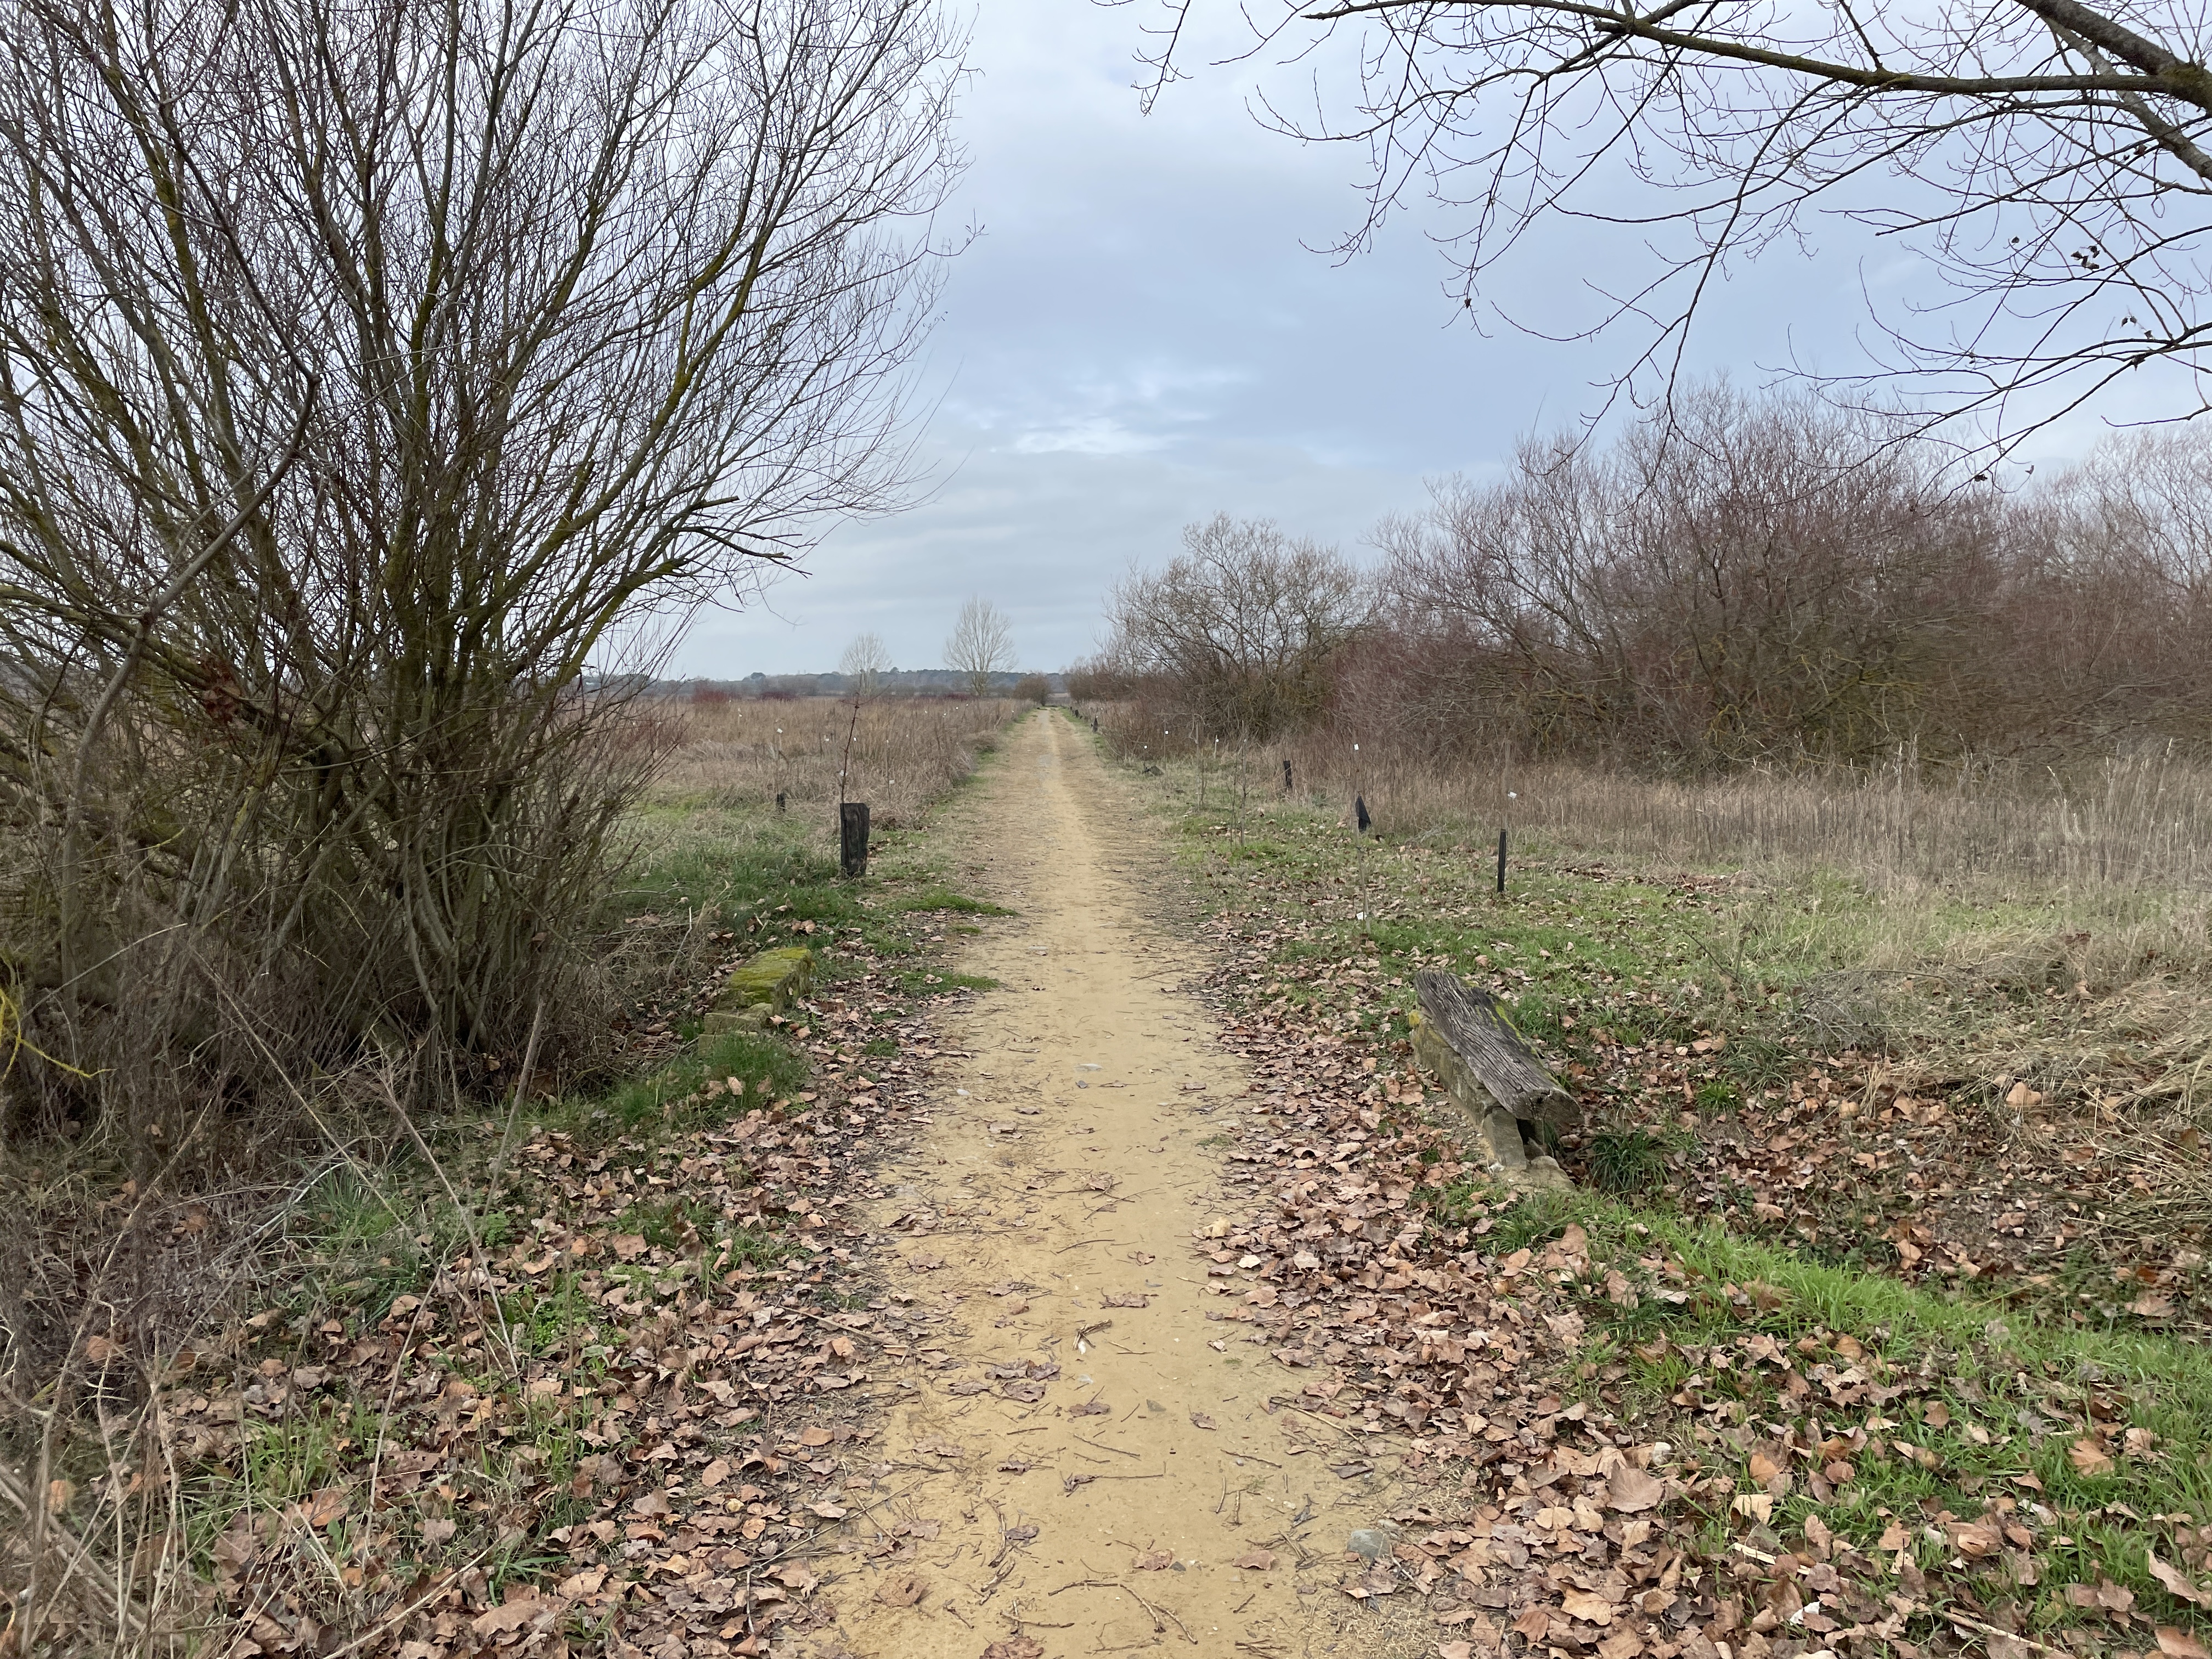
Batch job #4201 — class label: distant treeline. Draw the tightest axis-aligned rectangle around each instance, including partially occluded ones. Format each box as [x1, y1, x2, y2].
[1073, 386, 2212, 773]
[614, 668, 1062, 700]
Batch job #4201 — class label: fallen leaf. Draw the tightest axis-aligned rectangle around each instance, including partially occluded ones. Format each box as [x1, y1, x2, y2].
[1560, 1592, 1616, 1627]
[2069, 1437, 2116, 1477]
[1133, 1550, 1173, 1571]
[701, 1458, 730, 1488]
[1945, 1521, 2002, 1559]
[1606, 1465, 1663, 1513]
[2149, 1550, 2212, 1608]
[799, 1426, 834, 1447]
[2158, 1629, 2211, 1659]
[876, 1571, 928, 1607]
[983, 1641, 1046, 1659]
[1190, 1412, 1216, 1430]
[471, 1599, 552, 1637]
[1233, 1549, 1276, 1570]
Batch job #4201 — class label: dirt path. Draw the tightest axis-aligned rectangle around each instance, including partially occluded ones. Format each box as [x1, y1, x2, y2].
[827, 713, 1367, 1659]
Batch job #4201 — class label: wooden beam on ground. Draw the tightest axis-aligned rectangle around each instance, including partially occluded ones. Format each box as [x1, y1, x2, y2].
[1413, 972, 1578, 1130]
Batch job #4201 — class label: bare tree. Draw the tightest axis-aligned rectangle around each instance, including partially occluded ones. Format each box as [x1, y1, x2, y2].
[1113, 0, 2212, 443]
[1105, 515, 1371, 740]
[839, 632, 896, 698]
[0, 0, 967, 1132]
[945, 597, 1017, 696]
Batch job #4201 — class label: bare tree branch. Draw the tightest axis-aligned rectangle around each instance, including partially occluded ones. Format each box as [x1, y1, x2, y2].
[1108, 0, 2212, 442]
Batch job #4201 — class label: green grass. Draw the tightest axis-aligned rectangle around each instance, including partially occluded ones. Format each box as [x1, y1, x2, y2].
[1533, 1188, 2212, 1634]
[590, 1026, 808, 1136]
[898, 885, 1013, 916]
[1587, 1125, 1673, 1193]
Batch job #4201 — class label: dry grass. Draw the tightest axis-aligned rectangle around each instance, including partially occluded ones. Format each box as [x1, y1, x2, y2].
[648, 695, 1018, 829]
[1102, 704, 2212, 1218]
[1261, 736, 2212, 894]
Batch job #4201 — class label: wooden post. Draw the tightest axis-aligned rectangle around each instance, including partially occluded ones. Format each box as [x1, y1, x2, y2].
[1355, 794, 1372, 834]
[1497, 827, 1507, 893]
[839, 802, 870, 878]
[1282, 759, 1293, 792]
[775, 791, 787, 815]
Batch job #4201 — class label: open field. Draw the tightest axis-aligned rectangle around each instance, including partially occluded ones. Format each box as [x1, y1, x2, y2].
[648, 696, 1021, 829]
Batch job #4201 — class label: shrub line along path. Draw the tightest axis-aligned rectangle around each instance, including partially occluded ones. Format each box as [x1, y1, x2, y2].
[830, 712, 1378, 1658]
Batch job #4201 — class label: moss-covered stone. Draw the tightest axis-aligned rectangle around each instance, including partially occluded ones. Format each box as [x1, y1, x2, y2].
[718, 945, 815, 1013]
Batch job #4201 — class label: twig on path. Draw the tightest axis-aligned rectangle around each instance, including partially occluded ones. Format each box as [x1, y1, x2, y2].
[1073, 1434, 1141, 1459]
[1056, 1237, 1120, 1252]
[1948, 1613, 2070, 1655]
[1269, 1401, 1365, 1439]
[1122, 1581, 1197, 1645]
[1224, 1448, 1284, 1468]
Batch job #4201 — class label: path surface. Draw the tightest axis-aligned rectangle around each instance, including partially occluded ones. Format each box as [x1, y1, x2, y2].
[830, 713, 1375, 1659]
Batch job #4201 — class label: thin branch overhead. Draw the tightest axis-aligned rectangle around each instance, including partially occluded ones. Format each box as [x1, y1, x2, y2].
[1107, 0, 2212, 441]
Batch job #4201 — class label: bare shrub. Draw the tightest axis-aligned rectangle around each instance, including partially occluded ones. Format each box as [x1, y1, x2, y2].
[0, 0, 966, 1645]
[1356, 387, 2212, 771]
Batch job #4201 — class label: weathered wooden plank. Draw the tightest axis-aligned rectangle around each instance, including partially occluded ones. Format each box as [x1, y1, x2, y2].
[1413, 971, 1578, 1130]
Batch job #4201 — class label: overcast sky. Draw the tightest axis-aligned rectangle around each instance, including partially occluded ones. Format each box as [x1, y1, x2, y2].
[668, 0, 2180, 680]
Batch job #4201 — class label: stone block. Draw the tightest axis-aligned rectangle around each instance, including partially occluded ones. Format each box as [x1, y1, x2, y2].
[714, 945, 815, 1018]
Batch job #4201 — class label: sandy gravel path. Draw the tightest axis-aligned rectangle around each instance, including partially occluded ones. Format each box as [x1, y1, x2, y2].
[828, 712, 1346, 1659]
